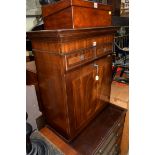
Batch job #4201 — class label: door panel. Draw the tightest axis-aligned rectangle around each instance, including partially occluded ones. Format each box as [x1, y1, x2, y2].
[96, 54, 112, 109]
[65, 63, 97, 130]
[65, 55, 112, 131]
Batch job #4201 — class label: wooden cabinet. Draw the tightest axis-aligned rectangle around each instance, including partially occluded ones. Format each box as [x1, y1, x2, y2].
[27, 27, 117, 141]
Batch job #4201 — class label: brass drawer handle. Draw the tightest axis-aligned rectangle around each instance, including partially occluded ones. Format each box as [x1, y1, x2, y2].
[116, 133, 119, 137]
[98, 149, 103, 154]
[115, 144, 118, 148]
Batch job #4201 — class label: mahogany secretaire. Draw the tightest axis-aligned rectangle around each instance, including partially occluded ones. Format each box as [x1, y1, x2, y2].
[27, 27, 117, 141]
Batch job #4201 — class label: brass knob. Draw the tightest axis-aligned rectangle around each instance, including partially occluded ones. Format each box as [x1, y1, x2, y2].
[115, 144, 118, 148]
[80, 54, 84, 60]
[109, 11, 112, 15]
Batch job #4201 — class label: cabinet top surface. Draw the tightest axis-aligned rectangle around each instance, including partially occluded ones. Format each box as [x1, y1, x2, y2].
[27, 26, 118, 41]
[27, 26, 118, 33]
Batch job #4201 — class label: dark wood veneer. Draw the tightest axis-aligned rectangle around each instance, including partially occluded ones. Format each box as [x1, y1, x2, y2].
[42, 0, 112, 30]
[27, 27, 117, 141]
[40, 104, 126, 155]
[70, 104, 126, 155]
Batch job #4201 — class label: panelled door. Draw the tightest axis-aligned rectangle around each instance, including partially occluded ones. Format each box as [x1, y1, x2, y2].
[65, 54, 112, 133]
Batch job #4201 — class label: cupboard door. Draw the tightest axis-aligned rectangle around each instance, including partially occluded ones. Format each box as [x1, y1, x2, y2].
[95, 54, 112, 111]
[65, 55, 112, 132]
[65, 62, 98, 131]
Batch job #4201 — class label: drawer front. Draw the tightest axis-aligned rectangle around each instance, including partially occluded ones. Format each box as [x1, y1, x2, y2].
[94, 117, 125, 155]
[108, 145, 119, 155]
[65, 48, 94, 70]
[95, 127, 123, 155]
[65, 44, 112, 71]
[62, 34, 114, 71]
[61, 35, 113, 54]
[108, 136, 123, 155]
[96, 43, 113, 57]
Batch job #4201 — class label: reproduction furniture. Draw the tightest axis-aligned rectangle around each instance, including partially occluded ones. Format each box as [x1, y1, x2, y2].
[27, 26, 117, 141]
[42, 0, 112, 29]
[41, 104, 126, 155]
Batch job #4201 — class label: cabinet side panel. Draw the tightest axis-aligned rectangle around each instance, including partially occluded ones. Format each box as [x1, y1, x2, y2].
[44, 7, 73, 30]
[31, 41, 70, 138]
[32, 40, 62, 54]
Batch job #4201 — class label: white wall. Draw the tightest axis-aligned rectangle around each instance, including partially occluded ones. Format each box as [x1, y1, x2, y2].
[26, 0, 41, 32]
[26, 17, 36, 32]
